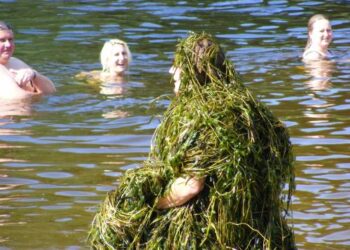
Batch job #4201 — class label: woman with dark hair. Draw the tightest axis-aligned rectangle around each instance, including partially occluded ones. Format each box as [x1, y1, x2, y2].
[89, 32, 296, 249]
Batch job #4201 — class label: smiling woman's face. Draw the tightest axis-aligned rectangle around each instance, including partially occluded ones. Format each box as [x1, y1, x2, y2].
[107, 44, 129, 75]
[169, 66, 181, 95]
[310, 19, 333, 49]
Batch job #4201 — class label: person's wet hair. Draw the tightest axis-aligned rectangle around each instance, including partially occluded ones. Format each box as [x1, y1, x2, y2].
[192, 38, 226, 85]
[173, 32, 230, 89]
[0, 21, 12, 31]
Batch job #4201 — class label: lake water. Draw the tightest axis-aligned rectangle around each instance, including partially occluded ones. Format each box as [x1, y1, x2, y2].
[1, 1, 350, 249]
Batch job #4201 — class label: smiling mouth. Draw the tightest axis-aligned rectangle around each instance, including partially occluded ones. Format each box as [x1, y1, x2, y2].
[115, 63, 126, 67]
[2, 51, 12, 56]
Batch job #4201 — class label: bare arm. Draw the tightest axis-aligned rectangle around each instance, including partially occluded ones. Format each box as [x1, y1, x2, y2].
[8, 57, 56, 94]
[31, 71, 56, 94]
[157, 176, 205, 209]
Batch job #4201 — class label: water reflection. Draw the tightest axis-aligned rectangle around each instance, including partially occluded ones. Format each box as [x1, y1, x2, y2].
[0, 99, 33, 163]
[102, 109, 128, 119]
[0, 98, 33, 118]
[99, 82, 126, 96]
[303, 60, 335, 91]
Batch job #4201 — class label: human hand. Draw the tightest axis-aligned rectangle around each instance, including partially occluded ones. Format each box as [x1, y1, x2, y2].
[9, 68, 36, 88]
[156, 176, 205, 209]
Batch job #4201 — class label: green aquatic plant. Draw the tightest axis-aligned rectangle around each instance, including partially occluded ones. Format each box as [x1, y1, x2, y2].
[88, 32, 296, 249]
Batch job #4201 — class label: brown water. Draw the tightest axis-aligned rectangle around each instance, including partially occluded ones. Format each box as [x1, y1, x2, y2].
[1, 1, 350, 249]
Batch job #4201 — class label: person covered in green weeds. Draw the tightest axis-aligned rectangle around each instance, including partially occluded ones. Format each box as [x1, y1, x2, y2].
[88, 31, 296, 249]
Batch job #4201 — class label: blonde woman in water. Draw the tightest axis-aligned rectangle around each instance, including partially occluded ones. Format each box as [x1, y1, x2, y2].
[76, 39, 132, 83]
[303, 14, 333, 61]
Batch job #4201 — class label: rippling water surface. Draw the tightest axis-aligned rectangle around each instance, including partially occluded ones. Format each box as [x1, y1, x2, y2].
[1, 1, 350, 249]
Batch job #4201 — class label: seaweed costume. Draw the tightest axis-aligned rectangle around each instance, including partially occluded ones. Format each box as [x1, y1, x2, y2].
[88, 32, 296, 249]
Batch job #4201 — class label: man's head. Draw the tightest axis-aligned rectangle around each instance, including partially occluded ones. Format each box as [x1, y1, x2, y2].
[0, 21, 15, 65]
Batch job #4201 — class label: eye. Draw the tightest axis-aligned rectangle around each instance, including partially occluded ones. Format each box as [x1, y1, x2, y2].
[0, 38, 12, 43]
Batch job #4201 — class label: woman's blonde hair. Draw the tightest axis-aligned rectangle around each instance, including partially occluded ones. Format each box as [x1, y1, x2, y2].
[100, 39, 132, 72]
[305, 14, 330, 50]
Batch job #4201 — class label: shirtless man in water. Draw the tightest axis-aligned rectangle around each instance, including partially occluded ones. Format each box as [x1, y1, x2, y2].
[0, 21, 55, 100]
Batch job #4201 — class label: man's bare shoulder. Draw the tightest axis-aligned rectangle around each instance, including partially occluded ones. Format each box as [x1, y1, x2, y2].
[7, 57, 31, 69]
